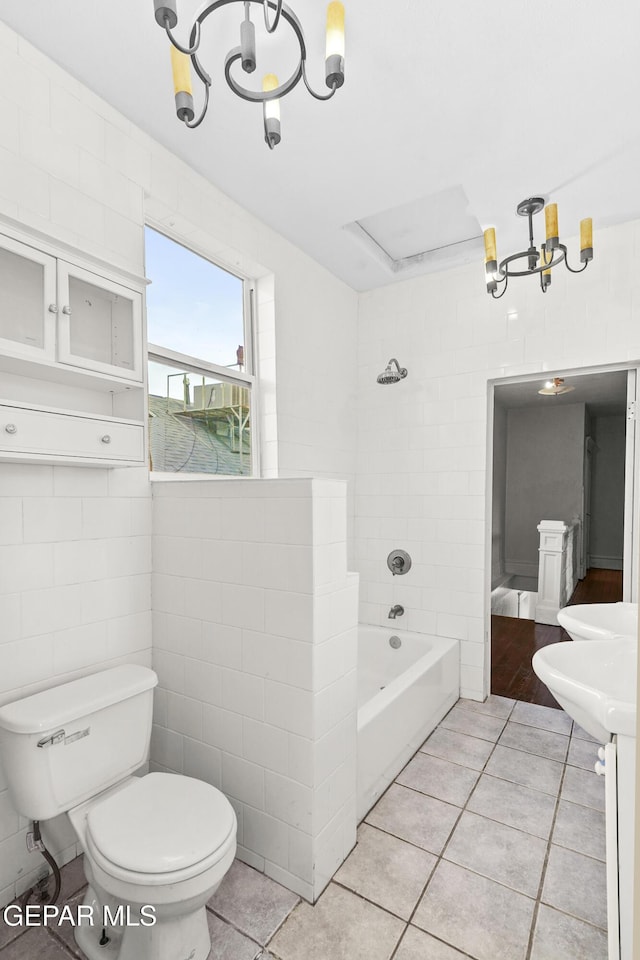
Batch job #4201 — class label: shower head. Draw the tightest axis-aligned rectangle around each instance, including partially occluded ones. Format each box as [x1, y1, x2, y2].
[377, 358, 408, 384]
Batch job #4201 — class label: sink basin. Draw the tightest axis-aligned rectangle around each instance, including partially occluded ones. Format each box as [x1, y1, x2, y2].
[557, 601, 638, 642]
[532, 638, 637, 742]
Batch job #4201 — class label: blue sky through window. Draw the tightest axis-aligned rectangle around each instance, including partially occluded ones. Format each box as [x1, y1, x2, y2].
[145, 226, 245, 395]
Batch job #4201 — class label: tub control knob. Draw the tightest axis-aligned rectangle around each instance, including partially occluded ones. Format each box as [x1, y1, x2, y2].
[387, 549, 412, 576]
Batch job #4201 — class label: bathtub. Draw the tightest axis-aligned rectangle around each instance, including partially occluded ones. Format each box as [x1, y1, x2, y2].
[357, 625, 459, 821]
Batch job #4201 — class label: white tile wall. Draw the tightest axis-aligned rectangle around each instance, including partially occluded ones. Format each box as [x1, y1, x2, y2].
[356, 219, 640, 699]
[0, 20, 359, 911]
[151, 478, 357, 901]
[0, 465, 152, 902]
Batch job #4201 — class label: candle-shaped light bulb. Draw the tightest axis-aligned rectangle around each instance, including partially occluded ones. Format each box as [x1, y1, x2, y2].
[483, 227, 498, 293]
[171, 46, 192, 96]
[262, 74, 281, 149]
[545, 203, 559, 249]
[326, 2, 345, 58]
[325, 2, 345, 89]
[171, 46, 194, 122]
[580, 218, 593, 263]
[483, 227, 497, 264]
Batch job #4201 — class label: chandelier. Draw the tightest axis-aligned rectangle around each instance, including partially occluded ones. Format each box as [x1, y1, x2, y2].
[152, 0, 346, 149]
[483, 198, 593, 298]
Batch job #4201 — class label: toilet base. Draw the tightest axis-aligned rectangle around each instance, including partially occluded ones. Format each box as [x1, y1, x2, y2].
[74, 886, 211, 960]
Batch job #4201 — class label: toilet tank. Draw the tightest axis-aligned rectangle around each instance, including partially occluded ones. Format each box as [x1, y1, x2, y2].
[0, 665, 158, 821]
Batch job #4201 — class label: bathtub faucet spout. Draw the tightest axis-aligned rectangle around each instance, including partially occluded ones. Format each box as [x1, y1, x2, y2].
[388, 605, 404, 619]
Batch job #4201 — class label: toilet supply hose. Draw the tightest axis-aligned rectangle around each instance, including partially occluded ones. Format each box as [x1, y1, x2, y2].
[17, 821, 62, 920]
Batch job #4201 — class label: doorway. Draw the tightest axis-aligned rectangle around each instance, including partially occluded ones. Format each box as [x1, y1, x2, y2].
[488, 366, 636, 706]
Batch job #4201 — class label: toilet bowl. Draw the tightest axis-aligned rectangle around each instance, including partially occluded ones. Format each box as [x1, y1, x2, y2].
[0, 665, 237, 960]
[69, 773, 236, 960]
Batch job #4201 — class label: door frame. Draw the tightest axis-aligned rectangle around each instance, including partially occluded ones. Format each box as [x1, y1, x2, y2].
[485, 360, 639, 699]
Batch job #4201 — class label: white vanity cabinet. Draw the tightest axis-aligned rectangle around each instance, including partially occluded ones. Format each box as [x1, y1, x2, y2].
[0, 217, 147, 467]
[599, 735, 636, 960]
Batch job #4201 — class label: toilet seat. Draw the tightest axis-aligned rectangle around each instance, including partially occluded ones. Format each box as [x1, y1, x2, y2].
[86, 773, 236, 884]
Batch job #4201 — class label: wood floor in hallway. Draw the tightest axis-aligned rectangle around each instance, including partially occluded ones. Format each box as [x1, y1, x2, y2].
[491, 568, 623, 708]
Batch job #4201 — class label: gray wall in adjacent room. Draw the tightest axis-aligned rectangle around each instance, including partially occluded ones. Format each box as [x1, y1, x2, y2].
[589, 415, 626, 569]
[505, 403, 586, 573]
[492, 403, 508, 587]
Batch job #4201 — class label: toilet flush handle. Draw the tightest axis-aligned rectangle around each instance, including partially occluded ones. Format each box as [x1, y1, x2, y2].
[37, 729, 65, 748]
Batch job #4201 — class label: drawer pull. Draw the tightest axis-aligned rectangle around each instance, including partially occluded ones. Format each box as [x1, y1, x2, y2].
[48, 303, 58, 314]
[5, 424, 17, 435]
[62, 305, 72, 316]
[101, 435, 111, 444]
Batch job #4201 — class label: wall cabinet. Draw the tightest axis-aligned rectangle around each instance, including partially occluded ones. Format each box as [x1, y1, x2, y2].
[0, 234, 57, 362]
[0, 217, 147, 467]
[0, 401, 144, 466]
[0, 233, 143, 382]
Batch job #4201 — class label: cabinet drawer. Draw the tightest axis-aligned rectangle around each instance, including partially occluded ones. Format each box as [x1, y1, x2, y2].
[0, 405, 144, 462]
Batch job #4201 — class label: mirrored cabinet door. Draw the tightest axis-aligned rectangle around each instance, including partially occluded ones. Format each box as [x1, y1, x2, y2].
[0, 235, 57, 362]
[56, 261, 143, 381]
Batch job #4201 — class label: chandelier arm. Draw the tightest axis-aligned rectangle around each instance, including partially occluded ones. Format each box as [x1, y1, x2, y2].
[263, 0, 284, 33]
[164, 17, 202, 55]
[192, 0, 307, 57]
[497, 248, 566, 279]
[190, 47, 212, 87]
[225, 47, 303, 101]
[184, 78, 211, 128]
[491, 277, 509, 300]
[557, 243, 590, 274]
[301, 60, 338, 101]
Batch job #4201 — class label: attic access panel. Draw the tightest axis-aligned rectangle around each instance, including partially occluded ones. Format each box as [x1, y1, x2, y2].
[348, 185, 483, 272]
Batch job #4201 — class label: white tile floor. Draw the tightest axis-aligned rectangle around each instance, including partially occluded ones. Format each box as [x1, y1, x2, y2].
[0, 696, 608, 960]
[270, 695, 607, 960]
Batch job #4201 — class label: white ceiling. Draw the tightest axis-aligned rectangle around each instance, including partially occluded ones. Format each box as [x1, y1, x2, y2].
[3, 1, 640, 291]
[495, 370, 628, 417]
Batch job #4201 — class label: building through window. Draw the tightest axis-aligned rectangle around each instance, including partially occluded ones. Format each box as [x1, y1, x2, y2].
[145, 226, 256, 475]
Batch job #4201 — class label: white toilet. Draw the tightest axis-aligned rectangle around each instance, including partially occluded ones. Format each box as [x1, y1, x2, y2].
[0, 664, 236, 960]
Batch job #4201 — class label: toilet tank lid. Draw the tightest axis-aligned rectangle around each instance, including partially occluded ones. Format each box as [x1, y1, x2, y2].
[0, 666, 158, 734]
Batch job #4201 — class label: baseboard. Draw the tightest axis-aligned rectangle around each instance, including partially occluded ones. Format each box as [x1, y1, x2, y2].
[491, 572, 510, 591]
[505, 560, 539, 579]
[535, 602, 560, 626]
[588, 556, 623, 571]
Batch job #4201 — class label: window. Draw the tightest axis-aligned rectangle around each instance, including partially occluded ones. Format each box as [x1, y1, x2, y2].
[145, 226, 256, 475]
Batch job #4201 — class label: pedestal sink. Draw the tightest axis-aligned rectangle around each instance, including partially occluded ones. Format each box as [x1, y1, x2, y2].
[533, 636, 638, 960]
[557, 601, 638, 643]
[532, 638, 637, 742]
[532, 636, 638, 960]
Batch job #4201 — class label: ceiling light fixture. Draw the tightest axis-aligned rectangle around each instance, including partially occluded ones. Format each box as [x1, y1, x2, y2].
[153, 0, 345, 149]
[538, 378, 575, 397]
[483, 198, 593, 298]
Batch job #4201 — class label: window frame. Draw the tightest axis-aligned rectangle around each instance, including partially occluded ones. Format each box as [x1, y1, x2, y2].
[145, 222, 260, 478]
